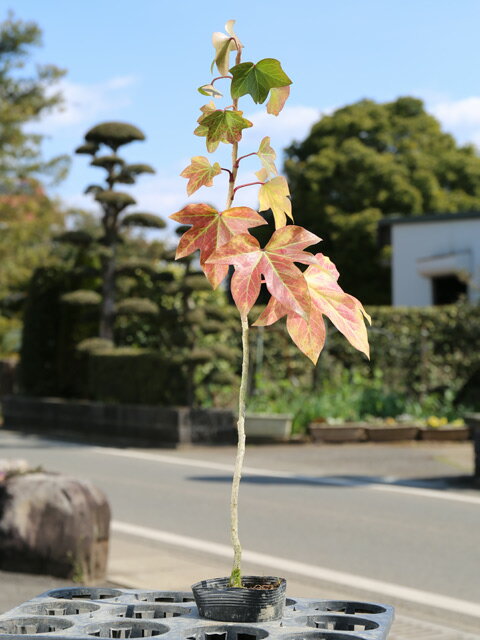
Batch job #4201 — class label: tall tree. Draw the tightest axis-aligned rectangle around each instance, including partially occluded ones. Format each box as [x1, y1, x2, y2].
[285, 97, 480, 303]
[0, 13, 69, 187]
[0, 181, 65, 300]
[75, 122, 165, 340]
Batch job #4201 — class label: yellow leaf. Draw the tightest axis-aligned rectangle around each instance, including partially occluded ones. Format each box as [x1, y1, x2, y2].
[258, 176, 293, 228]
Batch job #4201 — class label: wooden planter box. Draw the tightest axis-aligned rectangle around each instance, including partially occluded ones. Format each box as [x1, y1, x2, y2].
[419, 426, 471, 441]
[366, 425, 419, 442]
[309, 422, 367, 443]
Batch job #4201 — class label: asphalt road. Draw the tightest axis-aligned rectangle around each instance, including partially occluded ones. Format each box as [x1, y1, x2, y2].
[1, 430, 479, 635]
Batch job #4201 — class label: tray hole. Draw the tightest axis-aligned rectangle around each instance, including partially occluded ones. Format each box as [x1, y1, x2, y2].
[125, 604, 192, 619]
[0, 617, 73, 635]
[309, 601, 386, 615]
[135, 591, 193, 604]
[18, 599, 101, 617]
[47, 587, 122, 601]
[183, 627, 268, 640]
[279, 634, 365, 640]
[85, 621, 169, 638]
[308, 615, 378, 632]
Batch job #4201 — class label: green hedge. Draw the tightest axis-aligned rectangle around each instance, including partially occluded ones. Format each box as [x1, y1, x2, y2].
[249, 303, 480, 407]
[87, 348, 187, 405]
[20, 267, 73, 396]
[20, 267, 98, 397]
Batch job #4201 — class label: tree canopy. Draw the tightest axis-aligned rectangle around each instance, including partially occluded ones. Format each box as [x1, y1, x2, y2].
[0, 13, 69, 188]
[285, 97, 480, 303]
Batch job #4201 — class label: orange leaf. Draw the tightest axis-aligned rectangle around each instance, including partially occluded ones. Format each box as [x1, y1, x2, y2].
[206, 225, 320, 316]
[255, 253, 370, 363]
[169, 204, 266, 288]
[180, 156, 221, 196]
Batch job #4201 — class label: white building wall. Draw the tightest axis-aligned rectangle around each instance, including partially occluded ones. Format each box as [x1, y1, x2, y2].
[391, 219, 480, 306]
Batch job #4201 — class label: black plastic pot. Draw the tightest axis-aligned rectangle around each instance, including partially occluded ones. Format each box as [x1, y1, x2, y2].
[191, 576, 286, 622]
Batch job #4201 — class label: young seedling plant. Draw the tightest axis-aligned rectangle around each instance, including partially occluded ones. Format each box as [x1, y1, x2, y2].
[171, 21, 370, 588]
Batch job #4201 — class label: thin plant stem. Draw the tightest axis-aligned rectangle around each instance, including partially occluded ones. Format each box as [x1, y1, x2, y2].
[233, 181, 264, 196]
[226, 43, 248, 588]
[229, 313, 249, 587]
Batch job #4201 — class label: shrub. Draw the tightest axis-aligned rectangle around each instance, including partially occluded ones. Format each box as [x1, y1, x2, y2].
[88, 348, 187, 405]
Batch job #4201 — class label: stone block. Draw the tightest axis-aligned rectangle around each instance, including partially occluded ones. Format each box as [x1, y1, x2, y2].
[0, 472, 110, 582]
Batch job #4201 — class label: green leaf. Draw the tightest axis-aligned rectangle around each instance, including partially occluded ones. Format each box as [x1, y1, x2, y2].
[201, 109, 253, 146]
[194, 102, 221, 152]
[230, 58, 292, 104]
[198, 84, 223, 98]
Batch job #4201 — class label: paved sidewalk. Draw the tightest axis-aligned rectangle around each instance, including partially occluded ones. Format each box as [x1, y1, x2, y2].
[0, 439, 478, 639]
[107, 532, 480, 639]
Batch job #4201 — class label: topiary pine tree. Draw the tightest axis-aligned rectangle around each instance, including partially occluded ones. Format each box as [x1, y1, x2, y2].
[75, 122, 165, 340]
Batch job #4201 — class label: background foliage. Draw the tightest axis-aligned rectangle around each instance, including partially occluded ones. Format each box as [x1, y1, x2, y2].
[285, 97, 480, 303]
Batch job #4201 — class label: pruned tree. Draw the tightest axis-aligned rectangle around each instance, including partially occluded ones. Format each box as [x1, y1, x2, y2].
[74, 122, 165, 339]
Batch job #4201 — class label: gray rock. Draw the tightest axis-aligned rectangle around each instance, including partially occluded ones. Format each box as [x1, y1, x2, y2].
[0, 472, 110, 582]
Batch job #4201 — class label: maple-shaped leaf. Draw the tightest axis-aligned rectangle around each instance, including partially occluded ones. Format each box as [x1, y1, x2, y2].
[267, 85, 291, 116]
[230, 58, 292, 104]
[257, 137, 277, 177]
[180, 156, 221, 196]
[255, 253, 371, 363]
[198, 84, 223, 98]
[194, 102, 220, 152]
[169, 204, 266, 288]
[255, 168, 268, 183]
[201, 109, 253, 147]
[258, 176, 293, 229]
[206, 226, 320, 317]
[211, 20, 241, 76]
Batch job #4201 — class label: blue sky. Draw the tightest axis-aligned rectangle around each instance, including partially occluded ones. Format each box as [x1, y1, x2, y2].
[9, 0, 480, 223]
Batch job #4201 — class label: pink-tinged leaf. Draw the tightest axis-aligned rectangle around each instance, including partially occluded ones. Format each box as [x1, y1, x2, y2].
[180, 156, 221, 196]
[286, 309, 326, 364]
[254, 296, 287, 326]
[265, 225, 321, 264]
[267, 85, 290, 116]
[258, 176, 293, 229]
[257, 137, 278, 176]
[169, 204, 266, 288]
[207, 226, 320, 317]
[304, 253, 371, 358]
[254, 252, 369, 364]
[254, 288, 327, 365]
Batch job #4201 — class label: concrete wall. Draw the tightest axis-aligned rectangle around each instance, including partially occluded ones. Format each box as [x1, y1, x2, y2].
[2, 396, 236, 447]
[392, 218, 480, 306]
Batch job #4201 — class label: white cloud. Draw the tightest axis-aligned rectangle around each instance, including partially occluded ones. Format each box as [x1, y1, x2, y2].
[427, 95, 480, 148]
[243, 105, 324, 151]
[430, 97, 480, 127]
[32, 75, 138, 134]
